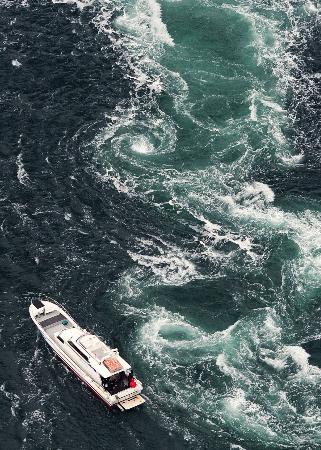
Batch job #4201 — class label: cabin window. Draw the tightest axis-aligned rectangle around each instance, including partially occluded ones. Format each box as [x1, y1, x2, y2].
[57, 335, 64, 343]
[68, 341, 89, 361]
[101, 371, 132, 395]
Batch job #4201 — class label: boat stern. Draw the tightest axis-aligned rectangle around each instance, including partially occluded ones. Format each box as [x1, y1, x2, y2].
[114, 380, 145, 411]
[118, 394, 145, 411]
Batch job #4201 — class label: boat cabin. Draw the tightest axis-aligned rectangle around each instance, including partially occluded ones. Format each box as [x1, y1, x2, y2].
[56, 328, 135, 395]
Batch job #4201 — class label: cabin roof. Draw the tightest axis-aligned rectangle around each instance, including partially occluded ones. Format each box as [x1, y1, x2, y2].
[78, 334, 112, 361]
[60, 327, 83, 341]
[77, 333, 131, 377]
[56, 330, 131, 378]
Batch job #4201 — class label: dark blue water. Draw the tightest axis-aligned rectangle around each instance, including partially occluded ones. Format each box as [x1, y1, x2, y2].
[1, 0, 321, 449]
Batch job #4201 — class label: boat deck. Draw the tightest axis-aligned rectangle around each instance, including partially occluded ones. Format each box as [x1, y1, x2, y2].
[37, 309, 74, 338]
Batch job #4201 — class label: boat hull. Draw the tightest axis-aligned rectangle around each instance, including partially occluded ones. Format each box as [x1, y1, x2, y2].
[54, 350, 114, 409]
[39, 329, 116, 408]
[29, 300, 145, 411]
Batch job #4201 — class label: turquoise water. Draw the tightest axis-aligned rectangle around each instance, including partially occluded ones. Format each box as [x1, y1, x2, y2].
[1, 0, 321, 448]
[94, 0, 321, 447]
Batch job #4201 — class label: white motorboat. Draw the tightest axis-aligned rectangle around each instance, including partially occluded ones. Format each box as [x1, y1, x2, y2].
[29, 298, 145, 411]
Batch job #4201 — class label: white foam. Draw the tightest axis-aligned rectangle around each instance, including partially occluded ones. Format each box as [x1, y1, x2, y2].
[181, 208, 256, 259]
[16, 152, 30, 185]
[260, 98, 285, 113]
[22, 409, 46, 428]
[262, 345, 321, 379]
[131, 135, 155, 154]
[235, 181, 275, 207]
[249, 91, 258, 121]
[216, 353, 247, 380]
[304, 1, 320, 14]
[128, 238, 200, 285]
[97, 168, 135, 194]
[223, 388, 278, 439]
[139, 308, 203, 352]
[0, 383, 20, 417]
[264, 315, 282, 336]
[279, 151, 304, 167]
[227, 183, 321, 292]
[11, 59, 21, 67]
[13, 204, 30, 227]
[249, 90, 285, 122]
[263, 356, 287, 371]
[52, 0, 93, 10]
[115, 0, 174, 49]
[284, 345, 310, 368]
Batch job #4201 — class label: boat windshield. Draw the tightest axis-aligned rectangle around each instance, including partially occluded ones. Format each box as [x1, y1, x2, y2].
[102, 371, 132, 395]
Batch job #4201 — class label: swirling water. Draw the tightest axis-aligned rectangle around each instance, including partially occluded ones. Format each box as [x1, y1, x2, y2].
[1, 0, 321, 449]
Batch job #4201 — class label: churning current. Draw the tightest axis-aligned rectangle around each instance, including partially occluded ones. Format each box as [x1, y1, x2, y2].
[1, 0, 321, 449]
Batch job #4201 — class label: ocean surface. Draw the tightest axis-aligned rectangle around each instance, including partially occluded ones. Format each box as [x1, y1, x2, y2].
[1, 0, 321, 448]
